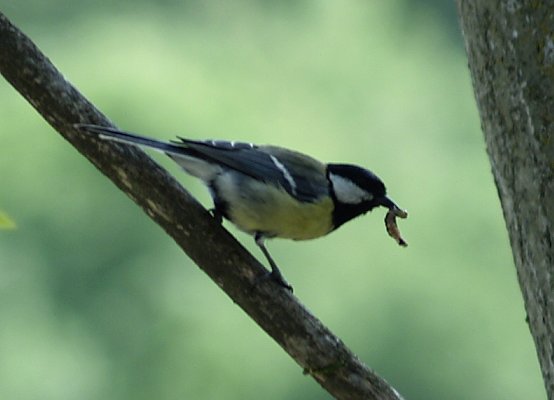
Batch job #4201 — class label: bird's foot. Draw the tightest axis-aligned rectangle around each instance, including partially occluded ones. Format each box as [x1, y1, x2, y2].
[209, 208, 223, 224]
[253, 270, 293, 292]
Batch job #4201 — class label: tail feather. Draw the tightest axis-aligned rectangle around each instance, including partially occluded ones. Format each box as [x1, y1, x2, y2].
[75, 124, 186, 155]
[75, 124, 222, 182]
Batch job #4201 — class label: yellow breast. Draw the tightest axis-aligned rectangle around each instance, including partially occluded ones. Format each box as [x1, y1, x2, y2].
[226, 183, 334, 240]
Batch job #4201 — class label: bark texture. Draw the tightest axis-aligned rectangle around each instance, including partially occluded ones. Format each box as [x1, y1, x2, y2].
[457, 2, 554, 398]
[0, 12, 404, 400]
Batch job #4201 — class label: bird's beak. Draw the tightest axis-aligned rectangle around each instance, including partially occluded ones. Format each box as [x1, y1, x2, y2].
[379, 196, 408, 219]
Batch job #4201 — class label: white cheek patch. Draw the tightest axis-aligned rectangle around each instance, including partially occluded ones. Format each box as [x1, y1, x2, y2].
[329, 173, 373, 204]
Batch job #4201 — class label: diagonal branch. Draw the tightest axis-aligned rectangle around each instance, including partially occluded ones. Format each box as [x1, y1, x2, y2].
[0, 12, 403, 400]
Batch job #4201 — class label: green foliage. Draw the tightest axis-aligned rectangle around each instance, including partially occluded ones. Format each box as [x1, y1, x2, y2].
[0, 210, 16, 229]
[0, 2, 544, 399]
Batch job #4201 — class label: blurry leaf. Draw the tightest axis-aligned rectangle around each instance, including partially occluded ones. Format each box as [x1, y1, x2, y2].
[0, 210, 16, 229]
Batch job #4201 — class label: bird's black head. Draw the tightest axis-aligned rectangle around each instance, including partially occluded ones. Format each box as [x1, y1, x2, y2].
[327, 163, 389, 230]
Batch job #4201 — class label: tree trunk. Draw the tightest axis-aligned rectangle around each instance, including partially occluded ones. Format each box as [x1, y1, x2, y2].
[457, 2, 554, 398]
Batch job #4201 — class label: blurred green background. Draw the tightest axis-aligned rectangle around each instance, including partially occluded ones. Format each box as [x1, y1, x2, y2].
[0, 1, 545, 399]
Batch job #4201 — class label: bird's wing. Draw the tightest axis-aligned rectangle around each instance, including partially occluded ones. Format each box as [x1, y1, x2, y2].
[75, 125, 328, 201]
[173, 138, 329, 202]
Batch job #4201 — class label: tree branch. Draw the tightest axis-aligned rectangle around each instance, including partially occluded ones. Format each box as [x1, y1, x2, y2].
[0, 12, 403, 400]
[457, 2, 554, 398]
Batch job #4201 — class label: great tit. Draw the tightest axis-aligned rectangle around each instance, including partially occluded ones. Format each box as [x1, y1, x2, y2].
[76, 124, 407, 290]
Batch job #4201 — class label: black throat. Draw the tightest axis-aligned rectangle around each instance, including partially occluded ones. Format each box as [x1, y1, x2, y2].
[330, 199, 381, 231]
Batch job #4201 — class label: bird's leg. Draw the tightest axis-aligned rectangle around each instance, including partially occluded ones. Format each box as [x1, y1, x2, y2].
[254, 233, 293, 291]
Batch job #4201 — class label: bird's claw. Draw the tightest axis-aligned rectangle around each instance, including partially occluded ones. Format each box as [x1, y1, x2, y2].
[253, 270, 293, 292]
[209, 208, 223, 224]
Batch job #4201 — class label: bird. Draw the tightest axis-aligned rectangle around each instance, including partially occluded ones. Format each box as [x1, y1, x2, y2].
[75, 124, 407, 290]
